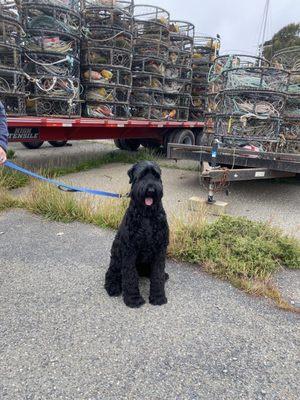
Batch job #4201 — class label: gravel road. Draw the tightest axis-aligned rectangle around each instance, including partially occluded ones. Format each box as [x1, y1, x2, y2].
[0, 210, 299, 400]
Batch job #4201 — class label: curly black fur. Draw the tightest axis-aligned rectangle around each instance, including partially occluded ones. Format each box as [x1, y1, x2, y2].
[104, 161, 169, 308]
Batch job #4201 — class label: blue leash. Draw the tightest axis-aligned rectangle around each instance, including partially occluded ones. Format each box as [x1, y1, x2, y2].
[4, 161, 124, 199]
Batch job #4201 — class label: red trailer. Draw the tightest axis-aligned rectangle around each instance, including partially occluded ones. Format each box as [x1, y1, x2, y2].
[7, 116, 205, 151]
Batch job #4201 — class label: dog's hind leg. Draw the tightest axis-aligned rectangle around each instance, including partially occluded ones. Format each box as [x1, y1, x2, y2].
[149, 254, 168, 306]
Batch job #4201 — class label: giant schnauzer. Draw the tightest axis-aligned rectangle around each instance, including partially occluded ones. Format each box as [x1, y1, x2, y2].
[104, 161, 169, 308]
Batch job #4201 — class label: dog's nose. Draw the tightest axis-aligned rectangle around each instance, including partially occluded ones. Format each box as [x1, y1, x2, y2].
[147, 188, 155, 195]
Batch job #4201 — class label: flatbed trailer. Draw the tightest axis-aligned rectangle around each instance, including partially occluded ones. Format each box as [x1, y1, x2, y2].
[168, 143, 300, 203]
[7, 117, 205, 149]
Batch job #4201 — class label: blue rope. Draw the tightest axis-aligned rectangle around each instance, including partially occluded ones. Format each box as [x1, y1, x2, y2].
[4, 161, 123, 199]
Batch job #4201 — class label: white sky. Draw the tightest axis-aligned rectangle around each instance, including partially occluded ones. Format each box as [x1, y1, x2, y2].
[134, 0, 300, 55]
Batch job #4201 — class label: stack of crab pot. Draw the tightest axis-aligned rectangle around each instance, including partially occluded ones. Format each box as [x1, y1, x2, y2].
[272, 47, 300, 153]
[189, 36, 220, 122]
[130, 5, 170, 120]
[21, 0, 81, 117]
[162, 20, 194, 121]
[207, 54, 290, 152]
[0, 0, 25, 115]
[81, 0, 133, 119]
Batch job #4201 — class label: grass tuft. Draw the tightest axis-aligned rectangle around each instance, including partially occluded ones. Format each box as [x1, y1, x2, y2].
[0, 189, 22, 212]
[0, 167, 30, 190]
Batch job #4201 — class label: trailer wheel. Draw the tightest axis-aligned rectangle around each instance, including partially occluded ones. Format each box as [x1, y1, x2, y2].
[174, 129, 195, 145]
[114, 139, 140, 151]
[141, 139, 161, 150]
[195, 129, 204, 146]
[22, 140, 44, 149]
[163, 129, 179, 153]
[48, 141, 68, 147]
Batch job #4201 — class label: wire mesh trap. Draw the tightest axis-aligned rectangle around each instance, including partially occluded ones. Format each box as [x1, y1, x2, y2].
[214, 115, 281, 143]
[0, 0, 20, 21]
[221, 67, 289, 93]
[272, 46, 300, 71]
[208, 54, 270, 84]
[212, 90, 286, 119]
[0, 68, 26, 115]
[27, 97, 81, 117]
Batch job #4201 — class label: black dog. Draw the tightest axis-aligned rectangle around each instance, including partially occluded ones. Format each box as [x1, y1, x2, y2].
[104, 161, 169, 308]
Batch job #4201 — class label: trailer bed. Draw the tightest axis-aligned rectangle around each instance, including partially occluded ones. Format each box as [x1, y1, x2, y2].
[168, 143, 300, 174]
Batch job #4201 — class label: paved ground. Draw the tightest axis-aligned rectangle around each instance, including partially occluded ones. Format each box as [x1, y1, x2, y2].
[0, 210, 299, 400]
[9, 141, 300, 238]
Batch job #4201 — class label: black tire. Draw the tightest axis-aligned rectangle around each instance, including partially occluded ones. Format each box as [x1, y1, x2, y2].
[22, 140, 44, 149]
[48, 140, 68, 147]
[195, 129, 204, 146]
[114, 138, 140, 151]
[174, 129, 195, 145]
[141, 139, 161, 150]
[163, 129, 179, 154]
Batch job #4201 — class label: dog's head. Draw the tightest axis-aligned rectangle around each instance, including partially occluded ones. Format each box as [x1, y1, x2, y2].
[128, 161, 163, 208]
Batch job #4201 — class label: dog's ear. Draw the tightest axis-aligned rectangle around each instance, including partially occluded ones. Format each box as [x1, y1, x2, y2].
[151, 163, 162, 178]
[128, 163, 137, 184]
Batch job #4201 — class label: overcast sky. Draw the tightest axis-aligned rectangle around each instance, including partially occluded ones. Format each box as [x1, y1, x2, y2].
[134, 0, 300, 55]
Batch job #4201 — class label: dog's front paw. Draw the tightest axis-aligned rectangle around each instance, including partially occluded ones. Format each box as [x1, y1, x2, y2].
[124, 295, 145, 308]
[149, 295, 168, 306]
[105, 282, 122, 297]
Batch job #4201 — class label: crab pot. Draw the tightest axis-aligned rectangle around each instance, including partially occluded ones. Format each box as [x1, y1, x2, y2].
[0, 93, 26, 116]
[161, 106, 188, 121]
[216, 90, 286, 117]
[21, 2, 81, 38]
[82, 66, 132, 87]
[27, 97, 81, 117]
[82, 46, 132, 70]
[133, 38, 169, 61]
[83, 28, 132, 51]
[192, 36, 219, 64]
[209, 54, 270, 83]
[26, 76, 80, 100]
[132, 58, 166, 77]
[190, 94, 207, 121]
[284, 94, 300, 120]
[23, 0, 80, 12]
[0, 15, 22, 47]
[0, 0, 20, 21]
[214, 115, 281, 142]
[164, 79, 191, 95]
[81, 0, 133, 12]
[272, 46, 300, 71]
[0, 43, 21, 70]
[130, 88, 163, 106]
[85, 102, 130, 119]
[0, 68, 25, 94]
[24, 30, 80, 58]
[23, 51, 80, 77]
[130, 104, 162, 120]
[84, 84, 130, 103]
[221, 67, 289, 92]
[82, 7, 132, 31]
[169, 20, 194, 49]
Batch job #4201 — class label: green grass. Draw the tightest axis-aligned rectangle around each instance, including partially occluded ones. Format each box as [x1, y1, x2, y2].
[0, 190, 22, 212]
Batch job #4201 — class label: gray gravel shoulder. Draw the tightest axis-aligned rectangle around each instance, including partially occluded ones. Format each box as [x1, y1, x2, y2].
[0, 210, 299, 400]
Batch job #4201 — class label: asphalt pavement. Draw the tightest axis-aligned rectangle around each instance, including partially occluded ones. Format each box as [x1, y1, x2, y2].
[0, 210, 299, 400]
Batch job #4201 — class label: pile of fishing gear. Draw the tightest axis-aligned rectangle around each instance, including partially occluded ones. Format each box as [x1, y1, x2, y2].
[81, 0, 133, 119]
[22, 0, 81, 117]
[0, 0, 26, 115]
